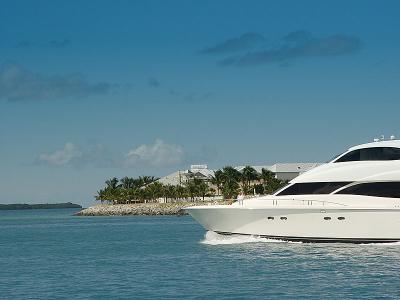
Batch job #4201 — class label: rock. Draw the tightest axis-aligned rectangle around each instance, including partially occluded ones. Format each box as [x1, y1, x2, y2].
[74, 201, 230, 216]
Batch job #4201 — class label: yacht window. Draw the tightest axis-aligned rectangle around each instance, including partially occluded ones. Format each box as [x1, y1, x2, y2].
[277, 182, 351, 196]
[338, 217, 345, 220]
[324, 217, 331, 220]
[267, 217, 274, 220]
[335, 150, 360, 162]
[335, 147, 400, 163]
[336, 182, 400, 198]
[382, 147, 400, 160]
[280, 217, 287, 220]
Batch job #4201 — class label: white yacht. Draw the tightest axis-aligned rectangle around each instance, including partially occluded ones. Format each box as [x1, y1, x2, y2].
[186, 139, 400, 243]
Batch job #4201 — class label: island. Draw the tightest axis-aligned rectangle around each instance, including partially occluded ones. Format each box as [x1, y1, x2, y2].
[75, 165, 288, 216]
[0, 202, 82, 210]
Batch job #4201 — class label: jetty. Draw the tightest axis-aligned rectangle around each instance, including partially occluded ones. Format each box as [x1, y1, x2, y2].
[74, 201, 230, 216]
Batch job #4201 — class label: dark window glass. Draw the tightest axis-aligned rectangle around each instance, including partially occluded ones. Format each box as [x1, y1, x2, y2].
[382, 147, 400, 160]
[277, 182, 351, 196]
[337, 182, 400, 198]
[335, 147, 400, 163]
[335, 150, 360, 162]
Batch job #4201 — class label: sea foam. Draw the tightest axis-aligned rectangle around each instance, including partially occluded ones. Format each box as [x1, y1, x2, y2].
[361, 241, 400, 246]
[200, 231, 288, 245]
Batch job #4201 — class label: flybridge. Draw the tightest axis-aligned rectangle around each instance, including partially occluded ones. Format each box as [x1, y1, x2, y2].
[348, 138, 400, 152]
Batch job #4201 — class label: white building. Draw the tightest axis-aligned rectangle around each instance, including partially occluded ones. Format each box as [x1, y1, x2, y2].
[235, 163, 321, 181]
[157, 165, 214, 186]
[158, 163, 322, 186]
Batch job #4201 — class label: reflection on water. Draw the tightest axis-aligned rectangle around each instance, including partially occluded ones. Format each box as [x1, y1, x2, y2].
[200, 231, 400, 299]
[1, 210, 400, 299]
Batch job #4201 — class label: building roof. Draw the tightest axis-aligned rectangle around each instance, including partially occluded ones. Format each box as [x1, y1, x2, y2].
[157, 170, 184, 186]
[157, 165, 215, 186]
[185, 166, 215, 178]
[235, 165, 269, 173]
[236, 163, 321, 174]
[268, 163, 322, 173]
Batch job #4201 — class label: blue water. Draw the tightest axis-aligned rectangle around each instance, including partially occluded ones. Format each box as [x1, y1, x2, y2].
[1, 209, 400, 299]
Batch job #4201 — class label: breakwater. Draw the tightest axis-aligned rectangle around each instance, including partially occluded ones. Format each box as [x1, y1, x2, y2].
[74, 201, 231, 216]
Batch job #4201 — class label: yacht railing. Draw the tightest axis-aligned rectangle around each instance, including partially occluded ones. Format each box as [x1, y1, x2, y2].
[238, 198, 348, 207]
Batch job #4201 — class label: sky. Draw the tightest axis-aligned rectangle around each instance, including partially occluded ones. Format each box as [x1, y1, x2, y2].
[1, 0, 400, 206]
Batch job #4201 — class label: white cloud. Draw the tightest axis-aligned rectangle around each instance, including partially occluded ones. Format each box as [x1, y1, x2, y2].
[38, 143, 82, 166]
[125, 139, 185, 167]
[37, 139, 184, 168]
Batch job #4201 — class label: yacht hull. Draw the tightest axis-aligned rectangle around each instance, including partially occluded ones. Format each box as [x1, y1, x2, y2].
[186, 205, 400, 243]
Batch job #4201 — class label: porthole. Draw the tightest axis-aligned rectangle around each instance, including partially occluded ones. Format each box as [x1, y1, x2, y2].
[280, 217, 287, 220]
[267, 217, 274, 220]
[324, 217, 331, 220]
[338, 217, 345, 220]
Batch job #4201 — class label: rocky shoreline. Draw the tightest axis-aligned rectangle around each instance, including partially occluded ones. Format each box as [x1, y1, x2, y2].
[74, 201, 231, 216]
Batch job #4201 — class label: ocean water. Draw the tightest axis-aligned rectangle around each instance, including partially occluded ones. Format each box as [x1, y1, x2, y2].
[1, 209, 400, 299]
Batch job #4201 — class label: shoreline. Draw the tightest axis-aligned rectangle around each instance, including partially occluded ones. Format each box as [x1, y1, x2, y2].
[74, 201, 231, 216]
[0, 202, 82, 211]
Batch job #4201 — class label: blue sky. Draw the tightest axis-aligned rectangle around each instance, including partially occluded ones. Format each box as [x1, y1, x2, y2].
[1, 0, 399, 206]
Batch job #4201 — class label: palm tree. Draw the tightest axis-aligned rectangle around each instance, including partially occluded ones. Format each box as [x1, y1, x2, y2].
[196, 180, 210, 201]
[105, 177, 119, 189]
[132, 178, 145, 188]
[139, 175, 158, 186]
[145, 182, 164, 202]
[260, 168, 287, 194]
[176, 185, 188, 200]
[103, 178, 120, 204]
[241, 166, 259, 195]
[137, 188, 148, 203]
[264, 178, 288, 195]
[120, 177, 135, 189]
[164, 185, 177, 202]
[220, 166, 241, 199]
[126, 188, 139, 204]
[95, 189, 106, 203]
[211, 170, 224, 196]
[104, 186, 122, 204]
[209, 187, 216, 197]
[185, 180, 198, 201]
[261, 168, 275, 184]
[222, 180, 240, 199]
[221, 166, 242, 183]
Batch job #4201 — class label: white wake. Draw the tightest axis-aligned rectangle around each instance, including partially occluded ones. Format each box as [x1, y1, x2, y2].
[200, 231, 288, 245]
[361, 241, 400, 246]
[200, 231, 400, 246]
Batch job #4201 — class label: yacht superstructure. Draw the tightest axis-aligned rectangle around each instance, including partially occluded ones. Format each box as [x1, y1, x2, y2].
[186, 138, 400, 243]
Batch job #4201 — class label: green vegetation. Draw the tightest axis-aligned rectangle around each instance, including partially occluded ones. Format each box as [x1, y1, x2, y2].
[95, 166, 288, 204]
[0, 202, 82, 210]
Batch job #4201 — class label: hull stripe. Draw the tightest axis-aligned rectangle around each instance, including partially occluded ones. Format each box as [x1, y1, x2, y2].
[214, 231, 400, 244]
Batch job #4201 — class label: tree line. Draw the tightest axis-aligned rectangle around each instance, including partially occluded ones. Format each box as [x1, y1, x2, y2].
[95, 166, 288, 204]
